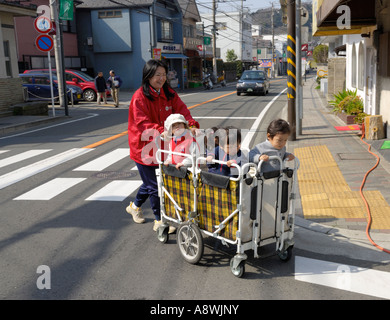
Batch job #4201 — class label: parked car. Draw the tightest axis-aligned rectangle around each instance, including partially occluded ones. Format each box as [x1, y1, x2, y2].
[19, 73, 83, 104]
[236, 70, 270, 96]
[23, 69, 110, 102]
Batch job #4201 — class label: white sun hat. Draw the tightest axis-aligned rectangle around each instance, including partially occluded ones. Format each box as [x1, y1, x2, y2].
[164, 113, 189, 135]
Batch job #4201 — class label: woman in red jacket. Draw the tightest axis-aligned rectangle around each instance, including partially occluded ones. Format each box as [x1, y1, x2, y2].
[127, 59, 199, 232]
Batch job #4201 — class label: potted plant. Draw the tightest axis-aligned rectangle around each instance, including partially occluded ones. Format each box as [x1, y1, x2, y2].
[330, 89, 364, 125]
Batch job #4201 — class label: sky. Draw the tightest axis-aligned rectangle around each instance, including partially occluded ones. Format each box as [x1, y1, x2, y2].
[195, 0, 281, 14]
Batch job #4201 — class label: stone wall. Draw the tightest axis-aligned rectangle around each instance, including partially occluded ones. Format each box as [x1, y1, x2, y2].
[327, 57, 346, 101]
[0, 78, 24, 114]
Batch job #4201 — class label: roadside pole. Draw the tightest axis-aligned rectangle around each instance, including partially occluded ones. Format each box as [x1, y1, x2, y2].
[48, 51, 55, 116]
[296, 0, 302, 135]
[287, 0, 297, 141]
[50, 0, 68, 115]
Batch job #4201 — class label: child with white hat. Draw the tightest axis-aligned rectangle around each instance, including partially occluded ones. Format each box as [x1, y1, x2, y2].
[164, 113, 200, 169]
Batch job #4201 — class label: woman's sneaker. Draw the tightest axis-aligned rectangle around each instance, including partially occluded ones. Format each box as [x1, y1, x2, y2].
[153, 220, 176, 233]
[126, 202, 145, 223]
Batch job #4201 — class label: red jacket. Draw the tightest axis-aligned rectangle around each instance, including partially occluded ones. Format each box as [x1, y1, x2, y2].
[128, 86, 199, 166]
[169, 132, 199, 166]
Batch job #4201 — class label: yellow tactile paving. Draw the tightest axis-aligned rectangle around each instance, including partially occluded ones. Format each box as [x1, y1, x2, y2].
[369, 207, 390, 230]
[294, 145, 390, 229]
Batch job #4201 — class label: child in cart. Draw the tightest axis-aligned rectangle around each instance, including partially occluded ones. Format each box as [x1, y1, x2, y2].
[163, 113, 200, 169]
[206, 126, 248, 177]
[249, 119, 295, 172]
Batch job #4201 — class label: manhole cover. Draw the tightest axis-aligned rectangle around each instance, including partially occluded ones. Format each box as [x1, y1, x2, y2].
[91, 171, 137, 179]
[338, 153, 374, 160]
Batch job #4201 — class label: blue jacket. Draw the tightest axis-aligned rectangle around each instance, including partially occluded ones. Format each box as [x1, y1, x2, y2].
[107, 75, 122, 88]
[207, 146, 247, 177]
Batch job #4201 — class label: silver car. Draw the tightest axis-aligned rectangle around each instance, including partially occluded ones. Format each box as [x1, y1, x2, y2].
[236, 70, 270, 96]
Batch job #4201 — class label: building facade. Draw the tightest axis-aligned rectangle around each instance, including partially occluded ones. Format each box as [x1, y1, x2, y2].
[0, 1, 36, 115]
[77, 0, 185, 89]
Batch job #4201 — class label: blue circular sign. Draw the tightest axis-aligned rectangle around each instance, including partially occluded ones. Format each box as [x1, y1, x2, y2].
[35, 34, 54, 52]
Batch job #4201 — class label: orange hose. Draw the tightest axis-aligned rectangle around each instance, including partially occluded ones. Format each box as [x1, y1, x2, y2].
[359, 125, 390, 254]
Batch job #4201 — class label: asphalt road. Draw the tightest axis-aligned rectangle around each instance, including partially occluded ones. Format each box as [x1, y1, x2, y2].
[1, 80, 389, 303]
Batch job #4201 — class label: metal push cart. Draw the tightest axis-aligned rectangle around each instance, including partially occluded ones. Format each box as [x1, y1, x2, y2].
[156, 147, 299, 278]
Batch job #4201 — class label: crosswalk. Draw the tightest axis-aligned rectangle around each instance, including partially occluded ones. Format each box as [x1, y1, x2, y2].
[0, 147, 143, 202]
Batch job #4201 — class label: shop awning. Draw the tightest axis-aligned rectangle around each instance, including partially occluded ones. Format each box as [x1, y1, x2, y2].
[313, 0, 376, 36]
[162, 53, 188, 59]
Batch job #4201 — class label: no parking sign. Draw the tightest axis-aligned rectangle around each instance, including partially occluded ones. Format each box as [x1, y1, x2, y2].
[35, 34, 54, 52]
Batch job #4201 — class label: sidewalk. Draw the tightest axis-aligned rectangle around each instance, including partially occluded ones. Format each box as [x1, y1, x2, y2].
[287, 73, 390, 237]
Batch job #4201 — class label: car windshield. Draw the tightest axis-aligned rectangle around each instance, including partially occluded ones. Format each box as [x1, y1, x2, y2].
[241, 71, 265, 80]
[70, 70, 94, 81]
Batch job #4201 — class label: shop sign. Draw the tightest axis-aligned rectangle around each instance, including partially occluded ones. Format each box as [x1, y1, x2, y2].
[156, 42, 182, 54]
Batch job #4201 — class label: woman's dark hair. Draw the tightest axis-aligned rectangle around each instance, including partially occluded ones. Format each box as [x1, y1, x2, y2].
[142, 59, 175, 101]
[267, 119, 291, 138]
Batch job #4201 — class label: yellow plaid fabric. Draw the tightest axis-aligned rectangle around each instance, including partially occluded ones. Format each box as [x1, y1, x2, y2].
[197, 180, 239, 240]
[162, 172, 195, 221]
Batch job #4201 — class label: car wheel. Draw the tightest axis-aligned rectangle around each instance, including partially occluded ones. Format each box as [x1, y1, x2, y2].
[83, 89, 97, 102]
[237, 91, 240, 96]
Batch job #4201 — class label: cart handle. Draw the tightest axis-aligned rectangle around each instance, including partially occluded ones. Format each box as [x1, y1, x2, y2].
[257, 155, 283, 172]
[196, 156, 241, 181]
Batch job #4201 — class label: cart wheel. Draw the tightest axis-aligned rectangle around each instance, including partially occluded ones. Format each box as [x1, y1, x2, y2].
[278, 246, 293, 262]
[177, 222, 203, 264]
[157, 226, 169, 244]
[230, 259, 245, 278]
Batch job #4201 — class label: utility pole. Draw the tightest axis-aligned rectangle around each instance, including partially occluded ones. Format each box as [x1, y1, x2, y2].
[50, 0, 68, 114]
[271, 3, 275, 78]
[212, 0, 217, 79]
[296, 0, 302, 135]
[287, 0, 296, 140]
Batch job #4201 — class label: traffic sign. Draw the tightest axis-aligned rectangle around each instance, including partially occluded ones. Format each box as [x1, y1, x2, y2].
[34, 16, 52, 33]
[35, 34, 54, 52]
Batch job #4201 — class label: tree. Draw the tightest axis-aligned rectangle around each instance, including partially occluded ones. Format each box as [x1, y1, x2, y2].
[226, 49, 238, 62]
[313, 44, 328, 63]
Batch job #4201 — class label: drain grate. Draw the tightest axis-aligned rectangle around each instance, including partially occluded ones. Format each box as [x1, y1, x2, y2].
[91, 171, 137, 180]
[338, 153, 374, 160]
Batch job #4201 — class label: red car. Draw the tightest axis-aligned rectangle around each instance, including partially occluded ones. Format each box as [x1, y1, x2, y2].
[23, 69, 110, 102]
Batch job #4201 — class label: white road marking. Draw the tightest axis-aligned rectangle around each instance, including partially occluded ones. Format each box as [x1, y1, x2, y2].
[295, 256, 390, 299]
[0, 150, 10, 155]
[14, 178, 86, 200]
[0, 149, 52, 169]
[73, 148, 129, 171]
[0, 113, 99, 140]
[241, 88, 287, 150]
[85, 180, 143, 201]
[0, 148, 93, 190]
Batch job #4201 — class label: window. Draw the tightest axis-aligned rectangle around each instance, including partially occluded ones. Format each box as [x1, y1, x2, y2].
[358, 42, 364, 90]
[351, 43, 356, 88]
[161, 20, 173, 41]
[3, 41, 12, 77]
[98, 10, 122, 19]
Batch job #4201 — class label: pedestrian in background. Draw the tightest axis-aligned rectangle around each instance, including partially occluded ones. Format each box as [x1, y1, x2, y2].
[94, 71, 107, 105]
[107, 70, 122, 107]
[127, 59, 199, 232]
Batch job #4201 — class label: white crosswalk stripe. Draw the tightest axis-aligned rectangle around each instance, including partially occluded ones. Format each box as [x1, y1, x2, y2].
[85, 180, 143, 201]
[0, 147, 141, 202]
[73, 148, 129, 171]
[0, 148, 93, 190]
[0, 149, 52, 169]
[14, 178, 86, 200]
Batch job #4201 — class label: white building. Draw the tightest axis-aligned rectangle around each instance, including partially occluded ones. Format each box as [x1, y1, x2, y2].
[201, 10, 252, 63]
